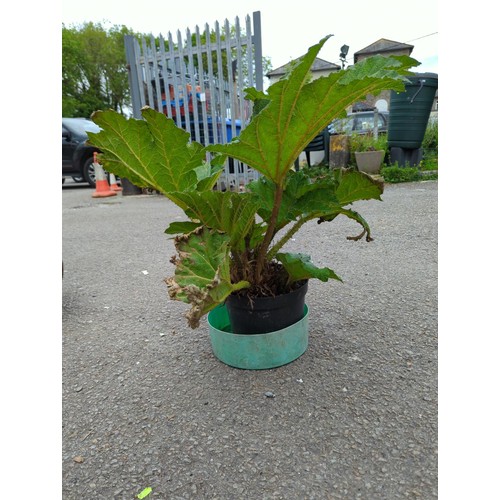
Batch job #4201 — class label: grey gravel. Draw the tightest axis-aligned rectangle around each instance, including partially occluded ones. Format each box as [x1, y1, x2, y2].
[62, 180, 438, 499]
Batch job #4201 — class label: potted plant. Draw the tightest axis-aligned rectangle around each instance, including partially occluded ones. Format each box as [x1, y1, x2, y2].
[351, 133, 388, 175]
[88, 36, 416, 369]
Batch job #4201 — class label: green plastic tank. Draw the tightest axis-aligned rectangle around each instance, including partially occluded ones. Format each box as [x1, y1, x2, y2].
[388, 73, 438, 149]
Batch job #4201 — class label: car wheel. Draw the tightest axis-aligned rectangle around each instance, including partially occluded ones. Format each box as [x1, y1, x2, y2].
[72, 176, 84, 183]
[82, 157, 96, 188]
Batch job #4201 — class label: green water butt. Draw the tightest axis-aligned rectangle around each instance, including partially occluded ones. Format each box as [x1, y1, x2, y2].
[207, 305, 309, 370]
[388, 72, 438, 149]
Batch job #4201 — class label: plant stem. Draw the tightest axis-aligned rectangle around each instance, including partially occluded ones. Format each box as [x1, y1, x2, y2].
[267, 215, 313, 260]
[255, 184, 284, 283]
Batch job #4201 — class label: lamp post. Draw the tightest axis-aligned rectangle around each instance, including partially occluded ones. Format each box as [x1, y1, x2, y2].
[340, 44, 349, 70]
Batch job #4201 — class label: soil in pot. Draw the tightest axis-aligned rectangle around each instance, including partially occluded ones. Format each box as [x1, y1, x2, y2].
[225, 279, 308, 334]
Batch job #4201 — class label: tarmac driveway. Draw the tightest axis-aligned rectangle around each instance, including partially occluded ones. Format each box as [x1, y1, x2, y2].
[62, 180, 438, 499]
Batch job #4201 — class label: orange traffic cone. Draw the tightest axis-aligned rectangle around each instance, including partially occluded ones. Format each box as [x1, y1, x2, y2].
[109, 172, 122, 192]
[92, 152, 117, 198]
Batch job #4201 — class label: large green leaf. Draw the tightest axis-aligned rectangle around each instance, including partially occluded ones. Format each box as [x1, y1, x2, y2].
[194, 158, 225, 191]
[164, 221, 202, 235]
[276, 252, 342, 283]
[333, 168, 384, 205]
[88, 107, 207, 198]
[258, 169, 383, 258]
[247, 169, 336, 230]
[291, 169, 383, 216]
[165, 227, 249, 328]
[318, 207, 374, 242]
[168, 191, 259, 251]
[248, 168, 383, 230]
[246, 177, 294, 230]
[208, 36, 418, 186]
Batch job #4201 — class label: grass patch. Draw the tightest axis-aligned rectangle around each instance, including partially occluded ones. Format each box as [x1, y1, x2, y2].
[381, 165, 438, 183]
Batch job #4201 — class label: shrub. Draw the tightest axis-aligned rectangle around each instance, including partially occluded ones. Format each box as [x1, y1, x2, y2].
[422, 119, 438, 151]
[349, 133, 388, 153]
[421, 119, 438, 171]
[420, 156, 438, 171]
[348, 133, 388, 167]
[381, 165, 421, 183]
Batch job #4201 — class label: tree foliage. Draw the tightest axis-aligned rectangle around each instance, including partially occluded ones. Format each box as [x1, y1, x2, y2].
[62, 21, 272, 118]
[62, 22, 135, 117]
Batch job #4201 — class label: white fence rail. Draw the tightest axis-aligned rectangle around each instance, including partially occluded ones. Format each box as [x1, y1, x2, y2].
[124, 11, 264, 191]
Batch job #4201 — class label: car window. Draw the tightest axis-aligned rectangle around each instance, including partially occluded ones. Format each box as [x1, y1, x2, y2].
[353, 113, 388, 132]
[63, 119, 101, 135]
[377, 113, 387, 126]
[354, 115, 375, 131]
[330, 117, 354, 134]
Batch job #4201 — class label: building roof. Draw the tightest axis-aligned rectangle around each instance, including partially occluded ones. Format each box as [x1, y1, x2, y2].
[267, 57, 341, 77]
[354, 38, 414, 62]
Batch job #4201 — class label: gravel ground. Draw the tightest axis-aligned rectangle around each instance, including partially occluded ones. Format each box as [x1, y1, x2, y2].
[62, 180, 438, 499]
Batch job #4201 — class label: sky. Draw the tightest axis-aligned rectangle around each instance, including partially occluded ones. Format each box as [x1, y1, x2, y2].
[61, 0, 438, 75]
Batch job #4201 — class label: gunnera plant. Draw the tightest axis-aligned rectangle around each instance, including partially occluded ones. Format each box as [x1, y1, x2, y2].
[87, 36, 418, 329]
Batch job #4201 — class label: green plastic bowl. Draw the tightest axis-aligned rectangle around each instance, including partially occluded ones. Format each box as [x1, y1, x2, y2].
[207, 304, 309, 370]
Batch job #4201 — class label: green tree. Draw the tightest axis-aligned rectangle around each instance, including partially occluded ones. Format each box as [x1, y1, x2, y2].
[62, 21, 272, 118]
[62, 22, 134, 117]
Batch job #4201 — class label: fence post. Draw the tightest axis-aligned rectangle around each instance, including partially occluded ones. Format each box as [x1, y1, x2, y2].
[124, 35, 143, 119]
[123, 13, 264, 190]
[253, 11, 264, 92]
[122, 36, 145, 194]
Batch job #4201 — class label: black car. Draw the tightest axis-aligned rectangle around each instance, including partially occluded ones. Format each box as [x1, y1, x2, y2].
[62, 118, 101, 187]
[328, 110, 389, 136]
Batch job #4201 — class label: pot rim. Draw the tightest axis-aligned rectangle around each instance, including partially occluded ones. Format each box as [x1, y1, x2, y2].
[225, 279, 308, 307]
[208, 304, 309, 338]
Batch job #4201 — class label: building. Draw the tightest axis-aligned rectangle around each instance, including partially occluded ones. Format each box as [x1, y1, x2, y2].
[353, 38, 414, 63]
[266, 39, 417, 112]
[353, 38, 414, 112]
[266, 57, 341, 86]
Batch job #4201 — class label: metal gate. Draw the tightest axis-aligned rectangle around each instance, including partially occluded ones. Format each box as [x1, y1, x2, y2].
[124, 11, 264, 191]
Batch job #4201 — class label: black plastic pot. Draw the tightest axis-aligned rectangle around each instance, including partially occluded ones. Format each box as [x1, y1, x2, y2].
[121, 178, 143, 196]
[225, 280, 308, 334]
